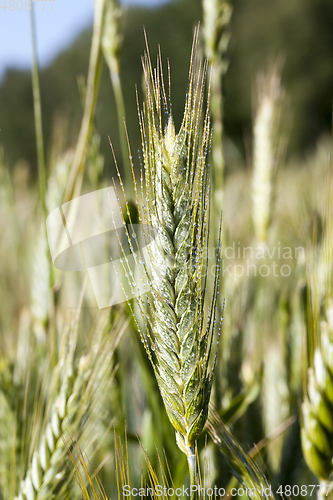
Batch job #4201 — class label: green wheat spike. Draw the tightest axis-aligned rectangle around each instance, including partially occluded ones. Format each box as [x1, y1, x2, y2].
[113, 28, 222, 489]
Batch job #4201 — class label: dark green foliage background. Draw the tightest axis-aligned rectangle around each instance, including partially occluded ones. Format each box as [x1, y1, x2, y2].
[1, 0, 333, 174]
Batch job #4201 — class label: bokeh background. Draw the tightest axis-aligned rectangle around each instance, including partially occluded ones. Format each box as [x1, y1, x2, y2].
[1, 0, 333, 498]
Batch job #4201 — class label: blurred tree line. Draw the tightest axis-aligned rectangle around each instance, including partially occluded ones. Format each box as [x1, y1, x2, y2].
[1, 0, 333, 177]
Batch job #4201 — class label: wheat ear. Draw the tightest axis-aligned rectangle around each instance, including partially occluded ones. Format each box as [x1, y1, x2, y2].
[301, 171, 333, 491]
[16, 325, 84, 500]
[17, 309, 120, 500]
[252, 64, 284, 244]
[113, 28, 222, 489]
[301, 304, 333, 485]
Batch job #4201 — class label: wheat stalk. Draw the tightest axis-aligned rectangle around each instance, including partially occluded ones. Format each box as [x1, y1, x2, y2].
[113, 28, 222, 492]
[202, 0, 232, 214]
[318, 167, 333, 299]
[262, 338, 289, 474]
[31, 151, 73, 344]
[207, 406, 275, 500]
[30, 226, 50, 343]
[0, 390, 15, 497]
[46, 150, 73, 214]
[101, 0, 132, 191]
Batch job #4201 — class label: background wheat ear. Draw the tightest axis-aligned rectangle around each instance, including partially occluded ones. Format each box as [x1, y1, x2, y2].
[15, 298, 124, 500]
[113, 26, 222, 493]
[301, 169, 333, 494]
[301, 309, 333, 489]
[252, 63, 285, 245]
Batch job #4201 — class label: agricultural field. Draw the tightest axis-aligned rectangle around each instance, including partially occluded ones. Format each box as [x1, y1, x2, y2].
[0, 0, 333, 498]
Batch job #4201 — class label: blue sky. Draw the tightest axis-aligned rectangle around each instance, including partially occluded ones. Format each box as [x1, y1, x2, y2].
[0, 0, 170, 81]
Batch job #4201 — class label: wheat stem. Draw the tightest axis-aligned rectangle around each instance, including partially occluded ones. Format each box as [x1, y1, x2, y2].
[187, 451, 197, 500]
[101, 0, 132, 194]
[64, 0, 105, 204]
[203, 0, 232, 219]
[30, 8, 46, 217]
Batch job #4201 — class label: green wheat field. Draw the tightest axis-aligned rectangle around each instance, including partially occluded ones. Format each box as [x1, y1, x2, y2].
[1, 0, 333, 498]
